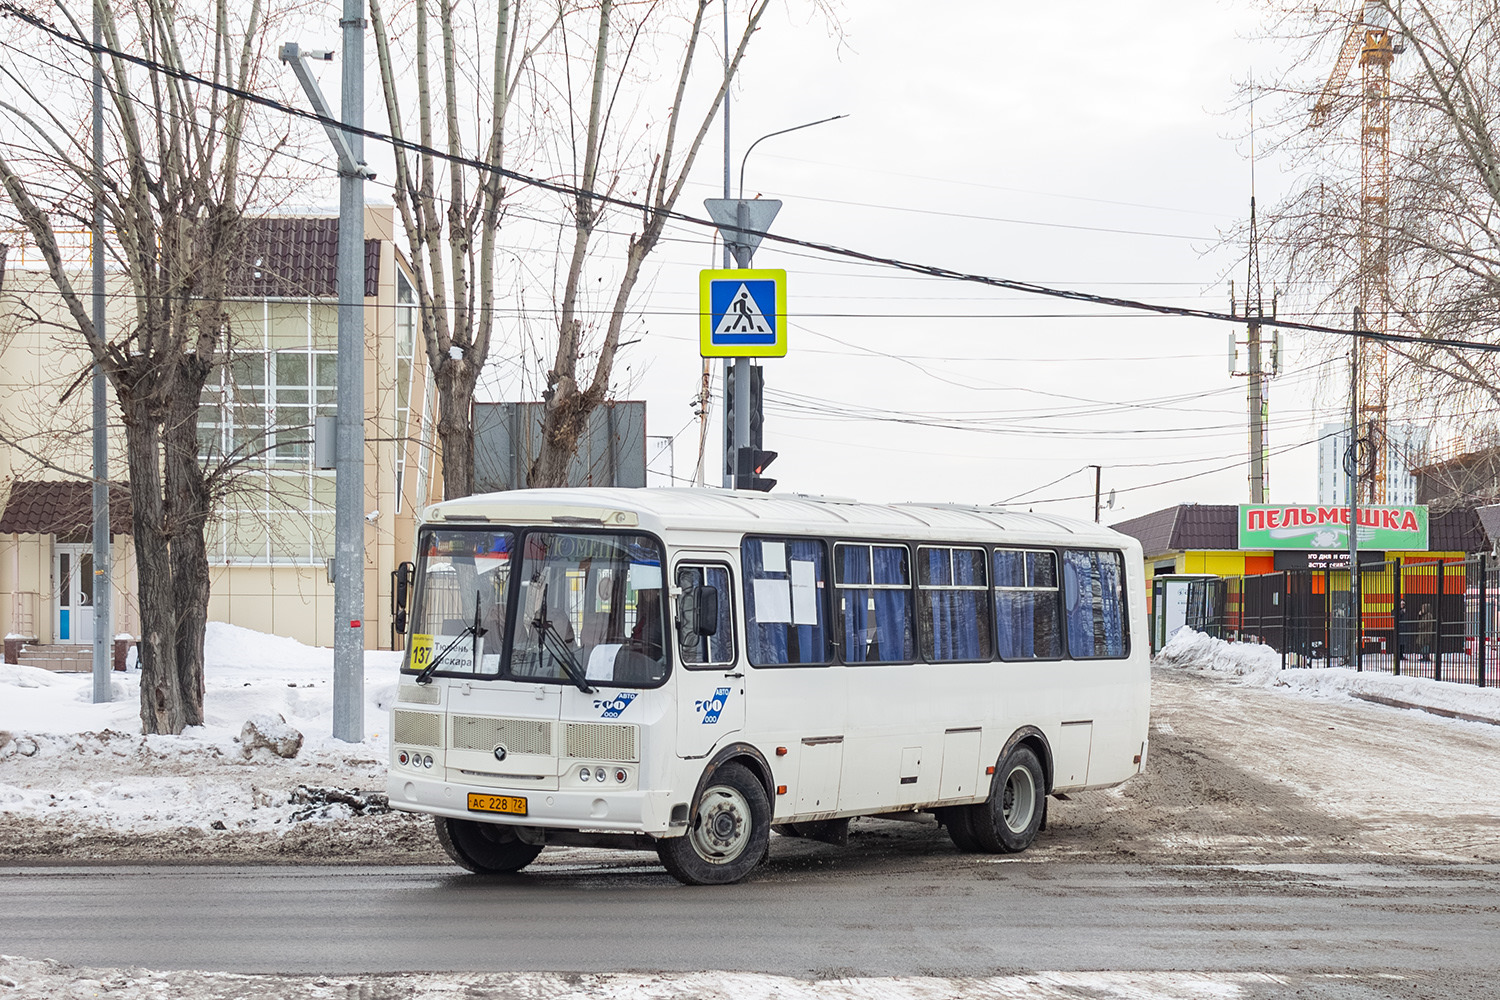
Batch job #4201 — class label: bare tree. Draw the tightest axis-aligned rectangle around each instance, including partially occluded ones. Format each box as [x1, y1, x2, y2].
[369, 0, 562, 500]
[0, 0, 302, 734]
[371, 0, 774, 496]
[528, 0, 767, 487]
[1249, 0, 1500, 430]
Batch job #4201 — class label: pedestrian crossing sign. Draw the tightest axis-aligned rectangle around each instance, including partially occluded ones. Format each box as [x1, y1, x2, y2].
[699, 268, 787, 358]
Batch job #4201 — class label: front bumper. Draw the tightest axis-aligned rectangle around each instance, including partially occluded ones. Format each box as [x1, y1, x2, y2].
[388, 772, 678, 837]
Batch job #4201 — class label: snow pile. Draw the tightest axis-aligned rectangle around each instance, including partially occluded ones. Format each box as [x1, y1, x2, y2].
[0, 622, 409, 845]
[1157, 627, 1500, 725]
[1155, 627, 1282, 681]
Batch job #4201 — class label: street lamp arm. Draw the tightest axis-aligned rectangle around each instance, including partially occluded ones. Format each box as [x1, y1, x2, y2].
[738, 113, 847, 200]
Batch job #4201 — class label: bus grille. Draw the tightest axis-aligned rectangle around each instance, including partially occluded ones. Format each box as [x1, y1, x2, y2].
[397, 684, 440, 705]
[452, 716, 552, 756]
[392, 710, 442, 748]
[564, 723, 637, 762]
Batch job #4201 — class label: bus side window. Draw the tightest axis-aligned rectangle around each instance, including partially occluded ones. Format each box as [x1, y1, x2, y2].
[835, 543, 914, 663]
[917, 545, 991, 662]
[742, 537, 830, 666]
[1062, 549, 1129, 658]
[676, 564, 735, 667]
[994, 548, 1063, 660]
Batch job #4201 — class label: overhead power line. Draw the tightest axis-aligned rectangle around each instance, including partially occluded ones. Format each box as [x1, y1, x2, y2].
[6, 3, 1500, 355]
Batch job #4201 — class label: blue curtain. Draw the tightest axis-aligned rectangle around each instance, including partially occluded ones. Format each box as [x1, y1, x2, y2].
[840, 545, 912, 662]
[920, 547, 987, 661]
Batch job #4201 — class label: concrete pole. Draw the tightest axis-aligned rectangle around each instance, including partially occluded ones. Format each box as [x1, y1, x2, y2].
[91, 11, 112, 702]
[333, 1, 367, 742]
[278, 38, 372, 737]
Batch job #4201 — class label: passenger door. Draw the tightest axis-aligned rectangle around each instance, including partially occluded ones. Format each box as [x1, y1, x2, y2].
[673, 560, 745, 758]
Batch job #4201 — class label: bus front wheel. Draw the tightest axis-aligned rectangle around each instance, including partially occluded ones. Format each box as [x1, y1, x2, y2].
[434, 816, 545, 874]
[657, 762, 770, 885]
[967, 745, 1046, 853]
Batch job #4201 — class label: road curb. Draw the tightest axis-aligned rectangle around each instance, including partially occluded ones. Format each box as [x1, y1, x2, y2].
[1349, 691, 1500, 727]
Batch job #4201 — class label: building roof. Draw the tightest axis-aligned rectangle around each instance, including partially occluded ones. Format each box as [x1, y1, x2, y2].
[1110, 504, 1237, 558]
[226, 218, 380, 298]
[0, 480, 131, 536]
[1433, 505, 1488, 552]
[1113, 502, 1490, 558]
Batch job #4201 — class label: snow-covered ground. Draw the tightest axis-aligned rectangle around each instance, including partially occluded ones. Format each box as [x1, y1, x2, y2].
[0, 623, 416, 855]
[1156, 626, 1500, 725]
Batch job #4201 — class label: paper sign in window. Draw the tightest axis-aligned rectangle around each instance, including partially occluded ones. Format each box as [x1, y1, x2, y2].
[628, 561, 662, 592]
[753, 578, 792, 624]
[586, 644, 622, 681]
[761, 541, 786, 574]
[790, 560, 819, 625]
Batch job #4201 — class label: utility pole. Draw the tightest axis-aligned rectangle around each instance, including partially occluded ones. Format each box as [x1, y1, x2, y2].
[91, 10, 111, 703]
[1091, 465, 1102, 523]
[1231, 195, 1277, 504]
[281, 8, 375, 742]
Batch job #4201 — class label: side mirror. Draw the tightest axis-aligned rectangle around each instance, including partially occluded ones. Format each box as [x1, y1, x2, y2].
[677, 584, 719, 644]
[392, 562, 414, 636]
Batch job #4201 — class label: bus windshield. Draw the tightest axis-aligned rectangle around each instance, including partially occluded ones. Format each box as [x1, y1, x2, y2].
[406, 527, 668, 687]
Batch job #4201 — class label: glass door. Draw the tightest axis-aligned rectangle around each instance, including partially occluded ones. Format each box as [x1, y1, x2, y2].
[54, 543, 95, 644]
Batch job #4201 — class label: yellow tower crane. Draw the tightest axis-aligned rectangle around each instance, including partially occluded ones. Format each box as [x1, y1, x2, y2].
[1311, 2, 1398, 504]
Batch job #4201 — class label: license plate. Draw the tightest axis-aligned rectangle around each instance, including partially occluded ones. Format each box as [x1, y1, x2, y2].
[467, 793, 528, 816]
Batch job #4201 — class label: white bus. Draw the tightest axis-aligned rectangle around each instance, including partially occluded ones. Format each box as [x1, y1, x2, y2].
[388, 488, 1149, 885]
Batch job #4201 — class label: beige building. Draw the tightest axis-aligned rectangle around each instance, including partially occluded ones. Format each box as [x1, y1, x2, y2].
[0, 205, 438, 657]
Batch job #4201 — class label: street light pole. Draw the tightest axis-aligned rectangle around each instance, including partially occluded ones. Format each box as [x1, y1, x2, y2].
[280, 19, 376, 742]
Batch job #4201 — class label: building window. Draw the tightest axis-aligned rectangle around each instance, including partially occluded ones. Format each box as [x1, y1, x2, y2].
[394, 272, 422, 513]
[198, 300, 336, 565]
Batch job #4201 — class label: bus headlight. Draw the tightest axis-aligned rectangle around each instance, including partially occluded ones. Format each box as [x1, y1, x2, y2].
[579, 766, 591, 782]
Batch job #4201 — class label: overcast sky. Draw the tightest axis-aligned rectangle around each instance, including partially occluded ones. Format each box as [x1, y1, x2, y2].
[344, 0, 1339, 522]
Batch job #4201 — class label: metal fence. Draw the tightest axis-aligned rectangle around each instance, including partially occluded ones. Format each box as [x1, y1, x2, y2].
[1181, 554, 1497, 687]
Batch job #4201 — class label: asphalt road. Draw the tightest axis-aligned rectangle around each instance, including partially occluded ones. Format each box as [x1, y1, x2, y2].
[4, 857, 1499, 978]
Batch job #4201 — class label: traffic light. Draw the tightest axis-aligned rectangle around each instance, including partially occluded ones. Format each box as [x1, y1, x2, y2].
[736, 446, 777, 492]
[723, 364, 766, 480]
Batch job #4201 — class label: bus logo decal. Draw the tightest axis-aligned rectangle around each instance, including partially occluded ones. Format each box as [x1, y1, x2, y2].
[595, 693, 637, 719]
[696, 687, 731, 724]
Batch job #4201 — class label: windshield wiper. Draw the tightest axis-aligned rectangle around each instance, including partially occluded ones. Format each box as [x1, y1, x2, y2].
[415, 593, 486, 685]
[531, 585, 594, 694]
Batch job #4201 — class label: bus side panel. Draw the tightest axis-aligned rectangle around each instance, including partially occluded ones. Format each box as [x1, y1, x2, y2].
[744, 665, 848, 825]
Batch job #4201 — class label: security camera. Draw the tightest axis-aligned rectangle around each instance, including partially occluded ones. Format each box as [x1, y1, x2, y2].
[365, 509, 380, 523]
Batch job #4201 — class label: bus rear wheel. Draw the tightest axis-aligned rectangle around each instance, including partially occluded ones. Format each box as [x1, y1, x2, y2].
[937, 806, 983, 852]
[657, 762, 770, 885]
[967, 745, 1046, 853]
[434, 816, 545, 874]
